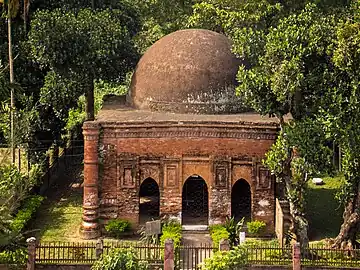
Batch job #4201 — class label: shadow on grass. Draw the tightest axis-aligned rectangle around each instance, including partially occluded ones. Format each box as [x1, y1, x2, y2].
[29, 183, 83, 242]
[306, 177, 344, 241]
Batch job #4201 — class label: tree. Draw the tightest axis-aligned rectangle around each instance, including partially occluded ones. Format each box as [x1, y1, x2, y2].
[133, 0, 195, 53]
[189, 1, 350, 248]
[316, 4, 360, 247]
[28, 7, 139, 121]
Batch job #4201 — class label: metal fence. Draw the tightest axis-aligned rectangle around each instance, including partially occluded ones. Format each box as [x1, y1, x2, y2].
[34, 241, 360, 269]
[35, 241, 163, 269]
[36, 242, 97, 264]
[247, 246, 292, 266]
[176, 244, 215, 270]
[302, 246, 360, 268]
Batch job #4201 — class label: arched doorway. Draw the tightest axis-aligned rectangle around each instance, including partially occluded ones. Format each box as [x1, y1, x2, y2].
[231, 179, 251, 222]
[182, 175, 208, 225]
[139, 178, 160, 224]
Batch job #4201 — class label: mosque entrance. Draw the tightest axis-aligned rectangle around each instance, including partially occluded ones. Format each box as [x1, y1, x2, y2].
[231, 179, 251, 222]
[182, 175, 208, 225]
[139, 178, 160, 224]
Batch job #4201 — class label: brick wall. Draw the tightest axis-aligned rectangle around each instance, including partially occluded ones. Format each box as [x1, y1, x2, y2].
[83, 121, 278, 234]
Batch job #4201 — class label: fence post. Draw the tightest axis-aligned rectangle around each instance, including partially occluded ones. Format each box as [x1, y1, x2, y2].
[26, 237, 36, 270]
[219, 239, 230, 251]
[96, 238, 104, 259]
[164, 239, 174, 270]
[292, 242, 301, 270]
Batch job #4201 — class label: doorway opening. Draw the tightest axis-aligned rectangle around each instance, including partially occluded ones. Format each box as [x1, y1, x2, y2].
[182, 175, 208, 225]
[139, 178, 160, 224]
[231, 179, 251, 222]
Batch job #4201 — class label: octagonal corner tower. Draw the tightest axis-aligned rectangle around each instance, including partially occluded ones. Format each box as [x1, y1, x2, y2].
[129, 29, 247, 114]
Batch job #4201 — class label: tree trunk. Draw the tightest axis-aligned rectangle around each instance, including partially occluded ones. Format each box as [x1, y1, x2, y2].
[332, 183, 360, 249]
[85, 81, 95, 121]
[281, 148, 310, 250]
[7, 2, 15, 164]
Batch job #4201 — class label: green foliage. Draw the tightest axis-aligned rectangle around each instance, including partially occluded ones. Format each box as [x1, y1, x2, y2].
[28, 6, 139, 122]
[200, 245, 248, 270]
[10, 195, 44, 233]
[105, 219, 131, 238]
[224, 217, 244, 247]
[160, 220, 182, 248]
[92, 248, 148, 270]
[133, 0, 194, 53]
[0, 164, 42, 214]
[0, 248, 27, 265]
[246, 220, 266, 236]
[209, 225, 229, 249]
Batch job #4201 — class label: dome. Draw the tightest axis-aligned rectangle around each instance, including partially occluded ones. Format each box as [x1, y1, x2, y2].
[129, 29, 248, 114]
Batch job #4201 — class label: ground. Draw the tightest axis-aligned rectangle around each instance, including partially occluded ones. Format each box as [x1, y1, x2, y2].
[306, 175, 344, 242]
[29, 159, 84, 242]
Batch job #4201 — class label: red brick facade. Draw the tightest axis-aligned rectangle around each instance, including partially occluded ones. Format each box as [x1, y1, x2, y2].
[81, 29, 281, 239]
[82, 117, 279, 239]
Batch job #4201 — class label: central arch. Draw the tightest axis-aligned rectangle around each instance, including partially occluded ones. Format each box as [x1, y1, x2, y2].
[231, 179, 251, 222]
[182, 175, 209, 225]
[139, 178, 160, 224]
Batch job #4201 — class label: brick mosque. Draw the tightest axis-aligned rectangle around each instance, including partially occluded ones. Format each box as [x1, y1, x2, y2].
[81, 29, 280, 239]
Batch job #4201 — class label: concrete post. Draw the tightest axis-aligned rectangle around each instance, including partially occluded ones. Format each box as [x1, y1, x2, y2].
[96, 238, 104, 259]
[26, 237, 36, 270]
[81, 122, 101, 239]
[292, 242, 301, 270]
[219, 239, 230, 251]
[164, 239, 175, 270]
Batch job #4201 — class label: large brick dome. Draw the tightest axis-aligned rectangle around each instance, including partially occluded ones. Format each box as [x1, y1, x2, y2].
[129, 29, 248, 114]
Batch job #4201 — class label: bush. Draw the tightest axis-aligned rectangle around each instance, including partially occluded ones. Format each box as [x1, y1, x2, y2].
[224, 217, 245, 247]
[200, 245, 248, 270]
[160, 220, 182, 248]
[92, 248, 148, 270]
[10, 195, 45, 233]
[105, 219, 131, 238]
[246, 220, 266, 236]
[0, 248, 27, 265]
[209, 226, 229, 249]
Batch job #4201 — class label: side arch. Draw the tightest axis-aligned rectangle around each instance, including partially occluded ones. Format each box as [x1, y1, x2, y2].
[139, 178, 160, 224]
[231, 179, 251, 222]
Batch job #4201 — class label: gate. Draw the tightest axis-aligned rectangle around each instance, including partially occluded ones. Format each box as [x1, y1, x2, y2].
[176, 244, 216, 270]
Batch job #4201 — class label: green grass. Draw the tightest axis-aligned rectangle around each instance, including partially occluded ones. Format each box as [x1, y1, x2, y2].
[30, 189, 84, 242]
[306, 175, 344, 241]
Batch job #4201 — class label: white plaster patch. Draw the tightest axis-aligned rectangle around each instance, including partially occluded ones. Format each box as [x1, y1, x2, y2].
[258, 199, 270, 207]
[256, 211, 266, 216]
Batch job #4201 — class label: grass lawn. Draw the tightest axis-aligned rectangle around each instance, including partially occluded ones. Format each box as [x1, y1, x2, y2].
[30, 181, 84, 242]
[306, 175, 344, 241]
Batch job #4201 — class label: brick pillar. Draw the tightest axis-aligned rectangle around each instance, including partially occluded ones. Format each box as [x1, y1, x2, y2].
[26, 237, 36, 270]
[82, 122, 101, 239]
[164, 239, 175, 270]
[292, 242, 301, 270]
[219, 239, 230, 251]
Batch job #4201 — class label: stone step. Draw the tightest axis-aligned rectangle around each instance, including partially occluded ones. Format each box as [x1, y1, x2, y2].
[182, 225, 208, 232]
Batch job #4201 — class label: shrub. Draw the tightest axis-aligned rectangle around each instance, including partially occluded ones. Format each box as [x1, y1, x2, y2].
[160, 220, 182, 248]
[246, 220, 266, 236]
[105, 219, 131, 238]
[92, 248, 148, 270]
[209, 225, 229, 249]
[10, 195, 45, 233]
[200, 245, 248, 270]
[224, 217, 245, 247]
[0, 248, 27, 265]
